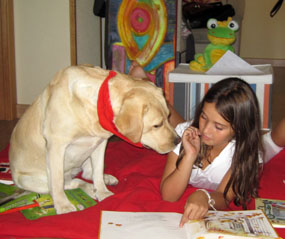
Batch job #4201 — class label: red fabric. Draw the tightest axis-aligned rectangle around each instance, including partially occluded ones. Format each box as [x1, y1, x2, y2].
[0, 145, 11, 181]
[97, 70, 143, 148]
[0, 141, 284, 239]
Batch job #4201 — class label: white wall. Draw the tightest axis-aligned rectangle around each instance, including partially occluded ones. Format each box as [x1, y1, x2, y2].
[14, 0, 71, 105]
[14, 0, 284, 105]
[76, 0, 102, 67]
[240, 0, 285, 59]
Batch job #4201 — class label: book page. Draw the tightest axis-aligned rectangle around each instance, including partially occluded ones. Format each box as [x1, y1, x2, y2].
[206, 51, 263, 75]
[193, 210, 278, 238]
[99, 211, 187, 239]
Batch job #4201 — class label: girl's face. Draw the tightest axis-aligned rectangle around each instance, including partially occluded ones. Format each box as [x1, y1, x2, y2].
[199, 102, 235, 150]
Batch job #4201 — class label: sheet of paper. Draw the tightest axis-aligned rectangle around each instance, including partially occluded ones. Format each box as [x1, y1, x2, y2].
[206, 50, 263, 75]
[99, 211, 187, 239]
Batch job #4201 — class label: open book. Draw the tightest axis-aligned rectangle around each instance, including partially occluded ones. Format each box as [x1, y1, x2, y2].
[99, 210, 280, 239]
[256, 198, 285, 228]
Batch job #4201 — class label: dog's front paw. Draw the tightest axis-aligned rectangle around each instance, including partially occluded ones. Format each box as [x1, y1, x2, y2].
[95, 189, 114, 201]
[54, 199, 77, 215]
[104, 174, 118, 185]
[81, 182, 97, 199]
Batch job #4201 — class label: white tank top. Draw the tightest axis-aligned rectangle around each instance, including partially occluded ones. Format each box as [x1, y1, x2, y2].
[173, 122, 283, 190]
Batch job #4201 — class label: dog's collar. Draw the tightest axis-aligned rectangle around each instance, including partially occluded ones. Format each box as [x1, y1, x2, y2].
[97, 70, 143, 148]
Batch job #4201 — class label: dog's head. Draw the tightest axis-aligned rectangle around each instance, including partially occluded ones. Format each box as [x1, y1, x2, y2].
[114, 82, 180, 154]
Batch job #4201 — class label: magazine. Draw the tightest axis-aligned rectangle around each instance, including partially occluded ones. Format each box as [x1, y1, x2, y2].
[256, 197, 285, 228]
[99, 210, 280, 239]
[21, 188, 97, 220]
[0, 183, 97, 219]
[0, 160, 13, 185]
[0, 183, 17, 201]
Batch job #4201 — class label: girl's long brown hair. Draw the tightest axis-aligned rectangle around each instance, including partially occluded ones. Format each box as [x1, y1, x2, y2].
[177, 78, 264, 209]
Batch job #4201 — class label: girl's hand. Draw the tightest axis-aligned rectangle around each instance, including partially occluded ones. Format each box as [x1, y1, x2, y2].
[128, 61, 148, 80]
[182, 126, 201, 159]
[179, 190, 209, 227]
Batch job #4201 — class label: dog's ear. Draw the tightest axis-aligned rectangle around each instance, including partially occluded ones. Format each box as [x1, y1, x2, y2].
[114, 90, 148, 143]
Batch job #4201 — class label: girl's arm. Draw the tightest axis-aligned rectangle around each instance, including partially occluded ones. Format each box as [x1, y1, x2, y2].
[210, 169, 235, 209]
[128, 61, 149, 80]
[160, 151, 195, 202]
[161, 127, 201, 202]
[271, 118, 285, 147]
[262, 118, 285, 163]
[179, 169, 235, 227]
[167, 103, 185, 128]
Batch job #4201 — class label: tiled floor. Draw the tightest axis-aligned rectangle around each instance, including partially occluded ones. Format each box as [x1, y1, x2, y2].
[0, 66, 284, 152]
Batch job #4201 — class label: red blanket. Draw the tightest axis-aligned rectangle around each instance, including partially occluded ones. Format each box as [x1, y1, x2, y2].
[0, 140, 284, 239]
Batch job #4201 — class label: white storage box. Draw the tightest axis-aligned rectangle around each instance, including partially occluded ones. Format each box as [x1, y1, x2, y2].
[169, 63, 273, 129]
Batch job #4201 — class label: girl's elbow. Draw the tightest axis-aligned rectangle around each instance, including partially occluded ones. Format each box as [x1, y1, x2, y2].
[161, 190, 179, 202]
[160, 180, 180, 202]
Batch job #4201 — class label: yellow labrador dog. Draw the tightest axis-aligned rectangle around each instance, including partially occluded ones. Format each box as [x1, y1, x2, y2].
[9, 65, 180, 214]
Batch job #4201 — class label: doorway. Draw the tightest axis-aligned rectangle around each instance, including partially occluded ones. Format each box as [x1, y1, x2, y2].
[0, 0, 76, 120]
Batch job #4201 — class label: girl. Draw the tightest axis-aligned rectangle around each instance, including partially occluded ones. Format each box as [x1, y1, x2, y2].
[160, 77, 285, 227]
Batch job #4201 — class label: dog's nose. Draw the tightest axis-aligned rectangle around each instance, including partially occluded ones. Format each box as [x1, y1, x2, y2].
[174, 136, 181, 146]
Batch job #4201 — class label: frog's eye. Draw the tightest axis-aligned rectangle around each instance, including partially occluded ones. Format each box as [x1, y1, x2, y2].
[207, 19, 218, 29]
[228, 20, 239, 31]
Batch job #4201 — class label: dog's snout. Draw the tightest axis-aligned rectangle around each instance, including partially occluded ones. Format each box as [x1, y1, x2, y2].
[174, 136, 181, 146]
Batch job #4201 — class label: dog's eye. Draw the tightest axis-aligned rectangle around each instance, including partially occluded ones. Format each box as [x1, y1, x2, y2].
[153, 122, 163, 128]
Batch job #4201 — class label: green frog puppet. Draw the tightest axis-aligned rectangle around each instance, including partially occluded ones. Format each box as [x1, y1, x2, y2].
[189, 17, 239, 72]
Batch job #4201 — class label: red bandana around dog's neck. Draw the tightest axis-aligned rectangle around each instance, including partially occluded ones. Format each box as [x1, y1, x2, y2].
[97, 70, 143, 148]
